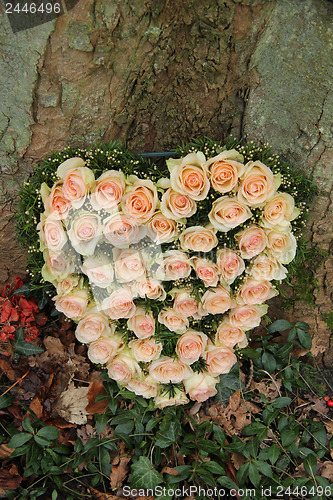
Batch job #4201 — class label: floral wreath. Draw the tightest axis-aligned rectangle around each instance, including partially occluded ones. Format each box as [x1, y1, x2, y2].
[17, 138, 313, 408]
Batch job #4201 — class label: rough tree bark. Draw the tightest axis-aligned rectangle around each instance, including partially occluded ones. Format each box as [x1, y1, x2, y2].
[0, 0, 332, 363]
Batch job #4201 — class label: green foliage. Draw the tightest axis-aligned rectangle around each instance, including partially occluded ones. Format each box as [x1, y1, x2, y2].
[14, 327, 44, 357]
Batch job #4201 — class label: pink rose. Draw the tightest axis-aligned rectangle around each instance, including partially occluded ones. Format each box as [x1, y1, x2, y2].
[216, 249, 245, 285]
[102, 287, 136, 319]
[191, 257, 219, 287]
[158, 308, 189, 334]
[67, 212, 102, 256]
[266, 229, 297, 264]
[204, 346, 237, 375]
[126, 376, 158, 398]
[216, 319, 248, 348]
[204, 149, 245, 193]
[57, 158, 94, 209]
[88, 335, 123, 364]
[179, 226, 218, 252]
[56, 275, 80, 295]
[127, 307, 155, 339]
[236, 225, 268, 259]
[238, 161, 281, 206]
[262, 192, 300, 228]
[147, 212, 178, 243]
[107, 351, 141, 382]
[173, 289, 200, 318]
[75, 309, 113, 343]
[250, 254, 288, 281]
[157, 251, 192, 281]
[160, 188, 197, 220]
[229, 304, 268, 330]
[176, 330, 208, 365]
[121, 177, 157, 223]
[41, 182, 72, 220]
[167, 152, 210, 201]
[236, 278, 278, 305]
[103, 213, 142, 247]
[91, 170, 126, 211]
[134, 278, 166, 301]
[129, 338, 162, 362]
[82, 255, 114, 288]
[38, 215, 67, 253]
[202, 286, 233, 315]
[41, 250, 76, 282]
[54, 288, 89, 320]
[208, 197, 252, 232]
[114, 249, 146, 283]
[183, 372, 218, 402]
[149, 356, 192, 383]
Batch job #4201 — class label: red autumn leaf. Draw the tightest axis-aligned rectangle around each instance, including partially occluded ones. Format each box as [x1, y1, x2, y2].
[35, 312, 48, 326]
[1, 324, 16, 335]
[18, 297, 34, 316]
[10, 307, 20, 322]
[13, 277, 24, 291]
[1, 300, 12, 322]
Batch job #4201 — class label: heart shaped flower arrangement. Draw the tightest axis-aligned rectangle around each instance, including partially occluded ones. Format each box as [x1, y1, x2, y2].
[20, 139, 311, 408]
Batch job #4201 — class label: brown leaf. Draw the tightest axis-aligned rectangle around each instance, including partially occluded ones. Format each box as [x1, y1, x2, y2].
[231, 451, 246, 470]
[110, 453, 132, 489]
[0, 444, 14, 459]
[161, 466, 179, 475]
[0, 464, 22, 490]
[54, 381, 89, 424]
[0, 359, 15, 381]
[86, 381, 109, 414]
[318, 461, 333, 480]
[29, 396, 44, 418]
[88, 486, 119, 499]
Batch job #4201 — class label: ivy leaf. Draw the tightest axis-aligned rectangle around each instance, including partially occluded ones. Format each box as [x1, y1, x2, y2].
[155, 420, 180, 448]
[215, 363, 243, 404]
[130, 457, 163, 489]
[14, 327, 44, 356]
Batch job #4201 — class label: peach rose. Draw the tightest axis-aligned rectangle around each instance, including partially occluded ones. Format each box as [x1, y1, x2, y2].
[41, 182, 72, 220]
[75, 309, 113, 343]
[103, 213, 142, 247]
[204, 346, 237, 375]
[183, 372, 218, 402]
[266, 229, 297, 264]
[38, 215, 67, 253]
[167, 152, 210, 201]
[237, 278, 278, 305]
[88, 335, 123, 364]
[54, 288, 89, 320]
[127, 307, 155, 339]
[160, 188, 197, 220]
[229, 304, 268, 330]
[41, 250, 76, 282]
[250, 254, 288, 281]
[208, 197, 252, 232]
[204, 149, 245, 193]
[149, 356, 192, 383]
[158, 308, 189, 334]
[82, 255, 114, 288]
[176, 330, 208, 365]
[114, 249, 146, 283]
[56, 275, 81, 295]
[179, 226, 218, 252]
[67, 212, 102, 256]
[134, 278, 166, 301]
[191, 257, 219, 287]
[202, 286, 233, 315]
[173, 289, 200, 318]
[236, 225, 268, 259]
[126, 376, 158, 398]
[157, 251, 192, 281]
[121, 177, 157, 223]
[102, 287, 136, 319]
[129, 338, 162, 362]
[215, 319, 248, 348]
[147, 212, 178, 243]
[107, 351, 141, 383]
[91, 170, 126, 211]
[154, 387, 189, 408]
[262, 192, 300, 228]
[57, 158, 94, 209]
[238, 161, 281, 206]
[216, 249, 245, 285]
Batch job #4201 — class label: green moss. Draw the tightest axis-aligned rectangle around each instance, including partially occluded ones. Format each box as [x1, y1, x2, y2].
[322, 311, 333, 332]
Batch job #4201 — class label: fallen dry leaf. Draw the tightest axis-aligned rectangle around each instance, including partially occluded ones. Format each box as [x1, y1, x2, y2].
[86, 381, 109, 414]
[77, 424, 95, 446]
[0, 359, 15, 381]
[0, 464, 22, 490]
[29, 396, 44, 418]
[110, 452, 132, 489]
[0, 444, 14, 459]
[54, 381, 89, 424]
[161, 466, 179, 476]
[231, 451, 246, 470]
[318, 461, 333, 480]
[249, 378, 282, 403]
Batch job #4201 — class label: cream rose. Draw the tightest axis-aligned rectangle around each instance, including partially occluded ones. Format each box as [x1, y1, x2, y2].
[67, 212, 102, 256]
[202, 286, 233, 315]
[167, 152, 210, 201]
[208, 197, 252, 232]
[204, 149, 245, 193]
[121, 177, 157, 223]
[82, 255, 114, 288]
[107, 351, 141, 383]
[42, 182, 72, 220]
[158, 308, 189, 333]
[41, 250, 76, 282]
[176, 330, 208, 365]
[126, 376, 158, 398]
[238, 161, 281, 206]
[191, 257, 219, 287]
[91, 170, 126, 211]
[113, 248, 146, 283]
[88, 335, 123, 364]
[160, 188, 197, 220]
[250, 254, 288, 281]
[149, 356, 192, 383]
[157, 251, 192, 281]
[216, 249, 245, 285]
[229, 304, 268, 330]
[236, 226, 268, 259]
[102, 287, 136, 319]
[57, 158, 94, 209]
[147, 212, 178, 243]
[266, 229, 297, 264]
[154, 388, 189, 408]
[54, 288, 89, 320]
[127, 307, 155, 339]
[237, 278, 278, 305]
[179, 226, 218, 252]
[183, 372, 218, 402]
[173, 289, 200, 318]
[204, 346, 237, 375]
[129, 338, 162, 362]
[103, 213, 142, 247]
[262, 192, 300, 228]
[134, 278, 166, 301]
[38, 215, 67, 253]
[75, 309, 113, 343]
[56, 275, 80, 295]
[216, 319, 248, 348]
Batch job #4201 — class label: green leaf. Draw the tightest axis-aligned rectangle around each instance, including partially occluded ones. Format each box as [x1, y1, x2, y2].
[0, 394, 15, 410]
[267, 319, 292, 333]
[242, 422, 267, 436]
[236, 462, 250, 486]
[275, 342, 294, 358]
[240, 348, 260, 359]
[262, 351, 276, 372]
[198, 439, 220, 454]
[96, 413, 109, 436]
[155, 420, 180, 448]
[304, 454, 317, 477]
[9, 441, 32, 457]
[248, 462, 260, 487]
[195, 467, 216, 487]
[34, 435, 52, 447]
[8, 432, 32, 449]
[297, 328, 312, 349]
[213, 425, 226, 446]
[268, 443, 280, 464]
[218, 476, 238, 490]
[22, 417, 34, 434]
[36, 426, 59, 441]
[272, 397, 292, 408]
[215, 363, 243, 403]
[295, 321, 310, 330]
[130, 457, 163, 489]
[115, 421, 134, 435]
[203, 461, 225, 475]
[253, 460, 272, 477]
[14, 327, 44, 356]
[281, 426, 299, 447]
[74, 439, 83, 452]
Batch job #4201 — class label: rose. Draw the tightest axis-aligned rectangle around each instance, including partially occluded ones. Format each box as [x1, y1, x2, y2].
[157, 251, 192, 281]
[160, 188, 197, 220]
[208, 197, 252, 232]
[238, 161, 281, 206]
[101, 287, 136, 319]
[176, 330, 208, 365]
[41, 182, 72, 220]
[107, 351, 141, 382]
[204, 345, 237, 375]
[250, 254, 288, 281]
[67, 212, 102, 256]
[54, 288, 89, 320]
[191, 257, 219, 287]
[204, 149, 245, 193]
[75, 309, 113, 343]
[266, 229, 297, 264]
[229, 304, 268, 330]
[87, 335, 123, 364]
[173, 289, 200, 318]
[56, 275, 80, 295]
[215, 319, 248, 348]
[127, 307, 155, 339]
[82, 255, 114, 288]
[202, 286, 233, 315]
[236, 225, 268, 259]
[38, 215, 67, 252]
[216, 249, 245, 284]
[129, 338, 162, 362]
[103, 213, 142, 247]
[147, 212, 178, 243]
[91, 170, 126, 211]
[114, 248, 146, 283]
[41, 250, 76, 282]
[126, 376, 158, 398]
[262, 192, 300, 228]
[236, 278, 278, 305]
[179, 226, 218, 252]
[183, 372, 218, 402]
[158, 308, 189, 333]
[57, 158, 94, 209]
[167, 152, 210, 201]
[121, 177, 157, 223]
[134, 278, 166, 301]
[154, 388, 189, 408]
[149, 356, 192, 383]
